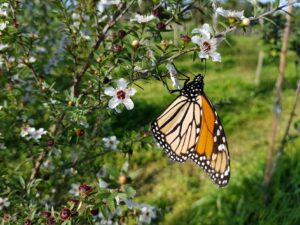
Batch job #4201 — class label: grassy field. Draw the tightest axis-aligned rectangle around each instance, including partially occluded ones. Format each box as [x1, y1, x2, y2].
[113, 35, 300, 225]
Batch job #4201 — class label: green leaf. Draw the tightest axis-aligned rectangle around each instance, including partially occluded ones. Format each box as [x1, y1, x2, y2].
[61, 220, 71, 225]
[100, 205, 109, 219]
[18, 176, 26, 189]
[193, 51, 197, 61]
[124, 185, 136, 198]
[107, 197, 116, 212]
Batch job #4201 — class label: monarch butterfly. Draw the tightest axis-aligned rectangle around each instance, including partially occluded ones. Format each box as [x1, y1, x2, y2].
[151, 74, 230, 187]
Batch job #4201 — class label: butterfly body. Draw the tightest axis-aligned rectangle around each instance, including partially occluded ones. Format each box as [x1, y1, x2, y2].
[151, 75, 230, 187]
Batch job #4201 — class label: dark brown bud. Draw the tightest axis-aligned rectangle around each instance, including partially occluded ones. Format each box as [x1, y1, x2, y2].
[118, 30, 127, 39]
[112, 44, 123, 53]
[180, 35, 191, 44]
[24, 219, 32, 225]
[79, 184, 93, 196]
[76, 128, 85, 137]
[42, 211, 51, 218]
[60, 208, 71, 221]
[47, 139, 55, 147]
[156, 22, 166, 31]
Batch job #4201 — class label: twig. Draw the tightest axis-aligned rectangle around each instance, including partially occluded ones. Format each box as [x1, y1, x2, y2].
[72, 1, 135, 97]
[30, 151, 47, 180]
[249, 2, 296, 21]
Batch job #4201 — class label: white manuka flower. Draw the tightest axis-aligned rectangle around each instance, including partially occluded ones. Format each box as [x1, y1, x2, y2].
[97, 0, 120, 14]
[21, 126, 47, 141]
[130, 14, 156, 23]
[216, 7, 245, 20]
[104, 78, 136, 110]
[0, 197, 10, 210]
[0, 21, 8, 31]
[102, 136, 120, 150]
[138, 205, 157, 224]
[0, 3, 8, 18]
[166, 63, 181, 89]
[69, 183, 80, 196]
[28, 128, 47, 141]
[25, 56, 36, 64]
[20, 125, 31, 137]
[191, 23, 221, 62]
[192, 23, 212, 39]
[0, 43, 8, 51]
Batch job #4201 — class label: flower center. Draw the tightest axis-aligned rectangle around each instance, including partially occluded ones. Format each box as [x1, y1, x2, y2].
[109, 140, 114, 145]
[116, 90, 126, 100]
[202, 41, 211, 52]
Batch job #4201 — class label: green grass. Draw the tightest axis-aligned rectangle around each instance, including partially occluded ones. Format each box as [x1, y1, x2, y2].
[113, 35, 300, 225]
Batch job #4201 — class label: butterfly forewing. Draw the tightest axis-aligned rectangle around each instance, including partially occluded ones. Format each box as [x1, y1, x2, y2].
[151, 96, 202, 162]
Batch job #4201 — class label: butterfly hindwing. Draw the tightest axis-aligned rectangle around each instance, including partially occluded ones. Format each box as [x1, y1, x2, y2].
[189, 94, 230, 187]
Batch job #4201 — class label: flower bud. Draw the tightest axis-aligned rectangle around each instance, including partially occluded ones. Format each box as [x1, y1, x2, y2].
[156, 22, 166, 31]
[91, 208, 99, 217]
[180, 35, 191, 44]
[68, 101, 75, 107]
[79, 184, 93, 196]
[118, 175, 127, 185]
[76, 128, 85, 137]
[160, 40, 173, 49]
[42, 211, 51, 218]
[3, 214, 11, 222]
[118, 30, 127, 39]
[60, 208, 71, 221]
[241, 18, 250, 26]
[24, 219, 32, 225]
[47, 217, 56, 225]
[47, 139, 55, 147]
[112, 43, 123, 53]
[152, 8, 159, 17]
[131, 40, 140, 49]
[67, 198, 79, 207]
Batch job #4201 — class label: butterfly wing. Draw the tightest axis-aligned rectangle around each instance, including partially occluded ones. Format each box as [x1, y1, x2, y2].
[189, 94, 230, 187]
[151, 95, 202, 162]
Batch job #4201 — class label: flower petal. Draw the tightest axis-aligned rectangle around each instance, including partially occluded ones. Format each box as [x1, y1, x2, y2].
[108, 97, 120, 109]
[123, 98, 134, 110]
[116, 78, 128, 89]
[191, 35, 201, 45]
[198, 51, 209, 59]
[104, 87, 116, 96]
[211, 52, 222, 62]
[127, 88, 137, 96]
[191, 28, 202, 34]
